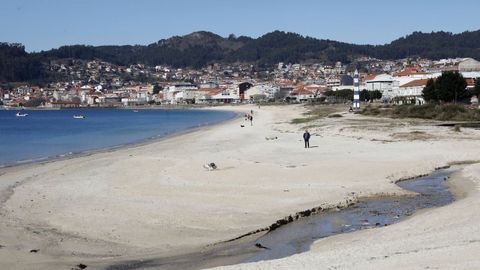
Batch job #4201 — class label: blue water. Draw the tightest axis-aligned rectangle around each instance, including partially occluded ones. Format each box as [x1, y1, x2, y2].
[0, 109, 236, 166]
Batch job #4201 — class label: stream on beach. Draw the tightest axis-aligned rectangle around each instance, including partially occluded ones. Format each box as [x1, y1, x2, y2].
[105, 168, 456, 270]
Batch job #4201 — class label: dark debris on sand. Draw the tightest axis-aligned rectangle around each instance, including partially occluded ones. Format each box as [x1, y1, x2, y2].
[71, 263, 88, 270]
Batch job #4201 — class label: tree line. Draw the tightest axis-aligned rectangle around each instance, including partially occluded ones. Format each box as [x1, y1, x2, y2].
[0, 43, 44, 82]
[324, 89, 382, 102]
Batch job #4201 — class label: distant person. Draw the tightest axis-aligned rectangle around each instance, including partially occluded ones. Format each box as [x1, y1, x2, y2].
[249, 115, 253, 126]
[303, 130, 311, 148]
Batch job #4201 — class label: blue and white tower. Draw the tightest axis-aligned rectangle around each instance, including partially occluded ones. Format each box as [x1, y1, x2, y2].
[353, 69, 360, 109]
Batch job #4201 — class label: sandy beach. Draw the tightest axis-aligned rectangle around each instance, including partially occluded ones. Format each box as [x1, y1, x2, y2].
[1, 104, 480, 270]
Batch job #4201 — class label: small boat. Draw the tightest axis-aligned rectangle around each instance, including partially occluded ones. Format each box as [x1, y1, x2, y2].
[133, 110, 139, 113]
[73, 115, 85, 119]
[16, 112, 28, 117]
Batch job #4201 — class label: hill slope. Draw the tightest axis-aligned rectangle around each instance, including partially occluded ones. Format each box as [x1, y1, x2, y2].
[1, 30, 480, 82]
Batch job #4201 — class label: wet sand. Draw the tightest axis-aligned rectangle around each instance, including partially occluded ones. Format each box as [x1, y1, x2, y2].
[1, 104, 480, 270]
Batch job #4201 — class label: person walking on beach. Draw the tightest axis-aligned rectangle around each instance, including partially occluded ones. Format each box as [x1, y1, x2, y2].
[303, 130, 311, 148]
[249, 114, 253, 126]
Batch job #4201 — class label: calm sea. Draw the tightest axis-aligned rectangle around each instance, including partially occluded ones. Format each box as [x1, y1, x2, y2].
[0, 109, 236, 167]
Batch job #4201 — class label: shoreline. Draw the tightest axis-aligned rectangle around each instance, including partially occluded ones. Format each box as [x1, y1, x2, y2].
[103, 165, 468, 270]
[0, 104, 247, 111]
[0, 108, 240, 170]
[2, 104, 480, 270]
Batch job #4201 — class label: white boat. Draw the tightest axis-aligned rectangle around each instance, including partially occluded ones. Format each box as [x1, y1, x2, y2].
[133, 110, 139, 113]
[73, 115, 85, 119]
[16, 112, 28, 117]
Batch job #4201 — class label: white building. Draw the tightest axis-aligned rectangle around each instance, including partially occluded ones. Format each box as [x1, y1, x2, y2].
[244, 84, 278, 100]
[458, 58, 480, 72]
[165, 83, 198, 102]
[364, 74, 399, 100]
[287, 88, 315, 102]
[326, 77, 341, 88]
[196, 88, 239, 104]
[395, 79, 428, 105]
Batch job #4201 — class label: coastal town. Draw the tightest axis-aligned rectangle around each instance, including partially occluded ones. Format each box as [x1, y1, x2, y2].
[1, 57, 480, 108]
[4, 0, 480, 269]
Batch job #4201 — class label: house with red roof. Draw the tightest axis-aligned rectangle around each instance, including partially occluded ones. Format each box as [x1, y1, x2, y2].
[393, 68, 435, 86]
[395, 79, 429, 105]
[286, 85, 315, 102]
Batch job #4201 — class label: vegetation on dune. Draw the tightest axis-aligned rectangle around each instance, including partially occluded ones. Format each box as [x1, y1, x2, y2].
[291, 105, 345, 124]
[361, 103, 480, 121]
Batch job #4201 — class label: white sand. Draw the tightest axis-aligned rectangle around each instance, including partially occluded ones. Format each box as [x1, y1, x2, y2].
[1, 104, 480, 270]
[212, 165, 480, 270]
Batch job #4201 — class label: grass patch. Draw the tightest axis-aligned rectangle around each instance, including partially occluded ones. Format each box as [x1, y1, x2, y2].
[291, 105, 345, 124]
[361, 104, 480, 121]
[391, 131, 433, 140]
[291, 117, 317, 124]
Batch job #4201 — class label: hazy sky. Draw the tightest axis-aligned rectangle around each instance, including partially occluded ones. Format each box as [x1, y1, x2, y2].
[1, 0, 479, 52]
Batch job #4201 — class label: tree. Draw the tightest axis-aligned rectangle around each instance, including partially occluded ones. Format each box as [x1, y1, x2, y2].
[360, 89, 370, 101]
[422, 72, 468, 103]
[152, 83, 163, 94]
[324, 89, 353, 102]
[436, 71, 468, 103]
[24, 97, 45, 107]
[422, 78, 438, 102]
[370, 90, 382, 100]
[472, 79, 480, 97]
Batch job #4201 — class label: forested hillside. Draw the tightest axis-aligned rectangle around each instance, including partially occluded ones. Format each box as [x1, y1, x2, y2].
[1, 30, 480, 82]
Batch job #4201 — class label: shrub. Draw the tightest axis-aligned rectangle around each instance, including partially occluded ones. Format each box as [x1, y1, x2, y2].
[361, 104, 480, 121]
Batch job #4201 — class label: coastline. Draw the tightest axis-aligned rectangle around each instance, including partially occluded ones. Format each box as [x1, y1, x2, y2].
[0, 104, 245, 111]
[0, 108, 240, 169]
[2, 104, 480, 270]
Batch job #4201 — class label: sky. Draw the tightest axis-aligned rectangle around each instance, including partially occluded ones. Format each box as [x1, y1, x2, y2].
[1, 0, 479, 52]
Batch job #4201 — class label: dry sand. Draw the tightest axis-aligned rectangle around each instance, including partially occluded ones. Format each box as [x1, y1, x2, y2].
[1, 104, 480, 270]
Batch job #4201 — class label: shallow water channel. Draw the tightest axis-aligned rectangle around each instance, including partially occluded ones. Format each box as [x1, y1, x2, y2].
[106, 168, 455, 270]
[246, 168, 454, 262]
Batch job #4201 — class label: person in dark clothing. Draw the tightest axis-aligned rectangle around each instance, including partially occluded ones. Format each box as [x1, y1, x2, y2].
[249, 115, 253, 126]
[303, 130, 311, 148]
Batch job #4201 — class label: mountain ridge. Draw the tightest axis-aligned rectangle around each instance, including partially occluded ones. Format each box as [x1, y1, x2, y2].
[39, 29, 480, 65]
[1, 30, 480, 82]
